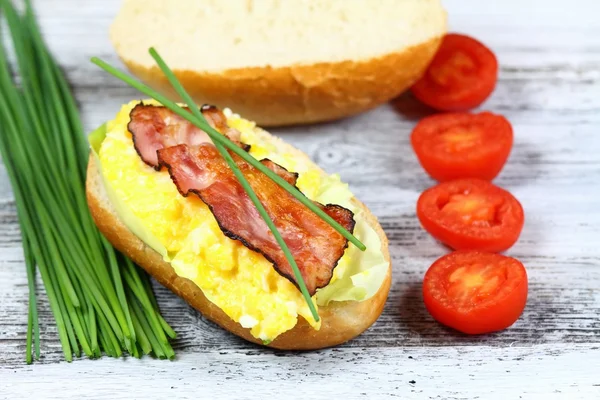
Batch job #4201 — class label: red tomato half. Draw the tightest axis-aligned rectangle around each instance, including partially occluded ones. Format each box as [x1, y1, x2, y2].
[411, 33, 498, 111]
[423, 251, 528, 334]
[417, 179, 524, 252]
[411, 112, 513, 182]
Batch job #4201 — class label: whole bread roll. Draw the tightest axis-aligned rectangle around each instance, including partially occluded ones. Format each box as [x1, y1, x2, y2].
[110, 0, 447, 126]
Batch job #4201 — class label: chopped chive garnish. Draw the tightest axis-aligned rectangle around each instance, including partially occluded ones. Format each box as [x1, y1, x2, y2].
[90, 56, 366, 252]
[148, 47, 320, 321]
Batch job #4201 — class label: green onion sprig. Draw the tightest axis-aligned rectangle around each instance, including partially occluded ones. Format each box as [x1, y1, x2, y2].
[148, 48, 320, 321]
[0, 0, 175, 362]
[90, 56, 366, 252]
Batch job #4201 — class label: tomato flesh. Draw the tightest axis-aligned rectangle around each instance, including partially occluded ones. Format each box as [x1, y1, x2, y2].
[417, 179, 524, 252]
[411, 33, 498, 111]
[441, 193, 498, 225]
[411, 112, 513, 182]
[423, 251, 528, 334]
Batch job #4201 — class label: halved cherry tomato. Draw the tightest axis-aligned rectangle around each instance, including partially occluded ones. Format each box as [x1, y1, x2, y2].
[411, 33, 498, 111]
[417, 179, 524, 252]
[423, 251, 528, 334]
[411, 112, 513, 182]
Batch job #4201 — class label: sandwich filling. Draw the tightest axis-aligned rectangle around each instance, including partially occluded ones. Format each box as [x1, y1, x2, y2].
[128, 103, 355, 295]
[158, 143, 355, 295]
[91, 100, 388, 342]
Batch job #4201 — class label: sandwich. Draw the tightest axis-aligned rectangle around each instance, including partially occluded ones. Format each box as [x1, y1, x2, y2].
[86, 100, 391, 349]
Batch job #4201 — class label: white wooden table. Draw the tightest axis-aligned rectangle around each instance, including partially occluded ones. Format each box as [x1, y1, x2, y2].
[1, 0, 600, 398]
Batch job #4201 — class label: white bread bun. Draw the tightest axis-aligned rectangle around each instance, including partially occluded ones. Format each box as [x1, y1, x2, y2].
[86, 123, 391, 349]
[110, 0, 447, 126]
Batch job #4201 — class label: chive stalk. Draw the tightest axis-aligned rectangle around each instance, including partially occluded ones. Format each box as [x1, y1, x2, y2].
[147, 48, 321, 320]
[90, 51, 373, 321]
[90, 56, 365, 252]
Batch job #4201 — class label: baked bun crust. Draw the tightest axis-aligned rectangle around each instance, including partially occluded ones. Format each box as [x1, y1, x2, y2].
[122, 38, 443, 127]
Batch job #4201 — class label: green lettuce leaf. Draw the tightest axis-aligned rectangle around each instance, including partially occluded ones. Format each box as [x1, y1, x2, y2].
[312, 176, 389, 306]
[89, 124, 170, 261]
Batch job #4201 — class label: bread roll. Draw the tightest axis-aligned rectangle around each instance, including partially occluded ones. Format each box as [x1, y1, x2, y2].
[110, 0, 447, 126]
[86, 119, 392, 349]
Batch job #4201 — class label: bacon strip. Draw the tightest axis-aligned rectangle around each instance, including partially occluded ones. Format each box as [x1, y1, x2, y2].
[128, 103, 246, 169]
[260, 159, 298, 186]
[157, 143, 355, 295]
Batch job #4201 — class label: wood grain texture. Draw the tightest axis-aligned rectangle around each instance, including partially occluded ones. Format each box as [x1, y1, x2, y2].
[1, 0, 600, 398]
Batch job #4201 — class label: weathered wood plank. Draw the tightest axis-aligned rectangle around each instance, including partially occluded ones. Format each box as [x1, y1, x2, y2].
[1, 0, 599, 398]
[2, 219, 600, 365]
[2, 345, 600, 399]
[2, 104, 600, 362]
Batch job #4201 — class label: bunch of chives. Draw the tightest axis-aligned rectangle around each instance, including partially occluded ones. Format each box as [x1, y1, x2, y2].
[0, 0, 175, 363]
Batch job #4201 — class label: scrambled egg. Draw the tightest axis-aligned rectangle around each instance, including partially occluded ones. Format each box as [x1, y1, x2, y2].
[96, 100, 386, 342]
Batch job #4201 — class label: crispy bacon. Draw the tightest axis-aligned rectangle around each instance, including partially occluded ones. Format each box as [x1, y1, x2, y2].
[128, 103, 246, 169]
[260, 159, 299, 186]
[157, 143, 355, 295]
